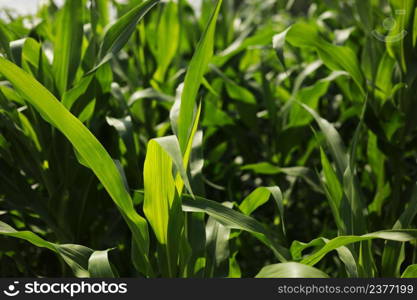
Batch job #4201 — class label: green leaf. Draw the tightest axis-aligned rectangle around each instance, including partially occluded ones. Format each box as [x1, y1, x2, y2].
[143, 139, 176, 246]
[284, 23, 365, 95]
[10, 38, 25, 67]
[0, 220, 57, 252]
[289, 72, 347, 128]
[355, 0, 373, 31]
[52, 0, 84, 95]
[93, 0, 110, 30]
[0, 22, 12, 60]
[62, 75, 94, 110]
[386, 0, 415, 72]
[0, 220, 115, 278]
[272, 27, 291, 70]
[401, 265, 417, 278]
[375, 52, 395, 100]
[176, 103, 202, 195]
[302, 103, 348, 176]
[291, 238, 358, 277]
[239, 187, 274, 215]
[89, 0, 160, 73]
[241, 162, 281, 175]
[255, 262, 329, 278]
[143, 135, 193, 276]
[213, 25, 277, 67]
[153, 1, 180, 81]
[224, 81, 256, 104]
[78, 98, 96, 123]
[0, 57, 152, 276]
[306, 105, 368, 236]
[382, 183, 417, 276]
[88, 250, 116, 278]
[320, 148, 345, 233]
[205, 202, 233, 278]
[305, 103, 366, 237]
[177, 0, 222, 152]
[241, 164, 321, 192]
[301, 230, 417, 266]
[239, 187, 285, 235]
[56, 244, 94, 278]
[182, 194, 290, 262]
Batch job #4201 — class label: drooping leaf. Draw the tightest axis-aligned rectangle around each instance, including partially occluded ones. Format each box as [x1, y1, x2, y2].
[239, 186, 285, 235]
[282, 23, 365, 95]
[88, 250, 116, 278]
[255, 262, 329, 278]
[0, 58, 152, 276]
[182, 194, 290, 262]
[291, 238, 358, 278]
[301, 230, 417, 266]
[0, 220, 115, 278]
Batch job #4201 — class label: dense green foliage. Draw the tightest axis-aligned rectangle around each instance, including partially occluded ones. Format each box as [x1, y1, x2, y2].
[1, 0, 417, 278]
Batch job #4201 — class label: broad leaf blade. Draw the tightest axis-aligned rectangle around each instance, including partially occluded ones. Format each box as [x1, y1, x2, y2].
[143, 139, 176, 246]
[0, 58, 151, 276]
[182, 194, 290, 262]
[401, 265, 417, 278]
[301, 230, 417, 266]
[0, 221, 94, 277]
[177, 0, 223, 151]
[89, 0, 160, 73]
[52, 0, 84, 95]
[88, 250, 116, 278]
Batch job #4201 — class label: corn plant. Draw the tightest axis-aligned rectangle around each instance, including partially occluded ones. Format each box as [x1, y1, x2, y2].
[1, 0, 417, 278]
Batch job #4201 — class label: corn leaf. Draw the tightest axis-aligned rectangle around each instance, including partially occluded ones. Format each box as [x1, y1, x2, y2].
[382, 183, 417, 276]
[52, 0, 84, 95]
[143, 139, 176, 246]
[182, 194, 290, 262]
[153, 1, 180, 81]
[302, 104, 348, 176]
[204, 202, 233, 278]
[0, 57, 152, 276]
[89, 0, 160, 73]
[284, 23, 365, 95]
[177, 0, 222, 152]
[239, 186, 285, 235]
[88, 250, 116, 278]
[255, 262, 329, 278]
[143, 135, 193, 276]
[291, 237, 358, 277]
[401, 265, 417, 278]
[0, 220, 114, 278]
[301, 230, 417, 266]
